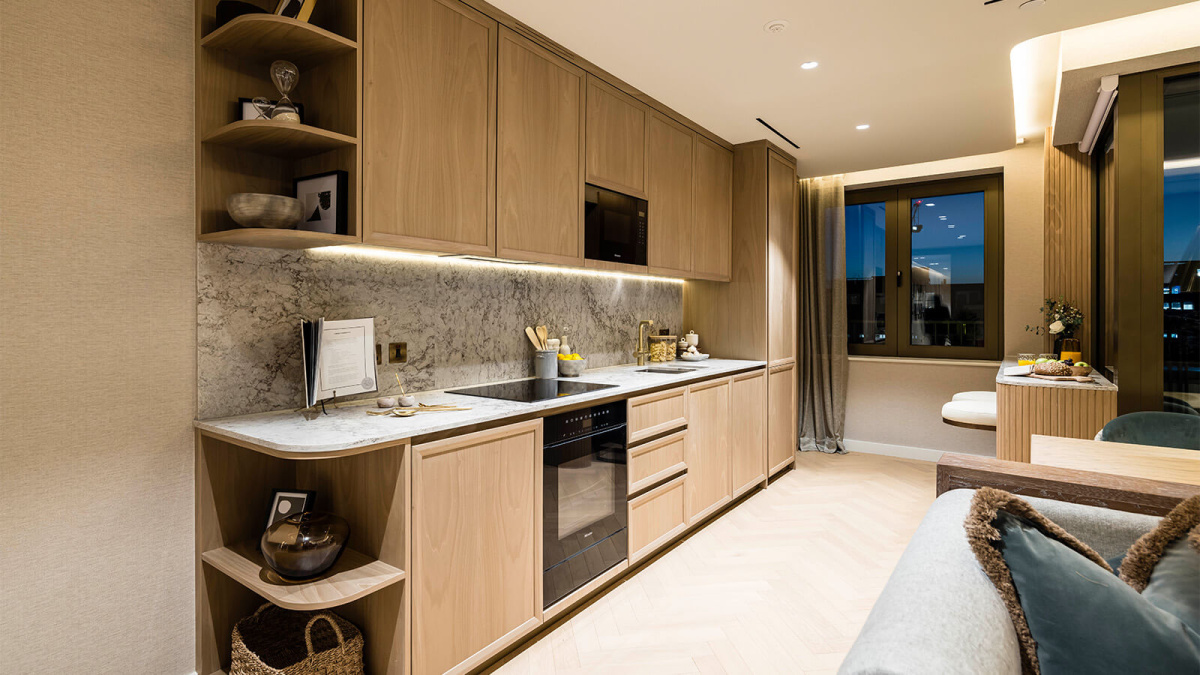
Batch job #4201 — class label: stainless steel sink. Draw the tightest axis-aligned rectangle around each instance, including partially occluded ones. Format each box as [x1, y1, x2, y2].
[636, 366, 698, 374]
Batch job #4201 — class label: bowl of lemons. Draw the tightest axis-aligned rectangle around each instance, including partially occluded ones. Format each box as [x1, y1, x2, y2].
[557, 353, 586, 377]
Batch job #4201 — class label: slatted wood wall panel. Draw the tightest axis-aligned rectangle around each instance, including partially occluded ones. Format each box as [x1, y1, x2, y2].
[1043, 135, 1095, 354]
[996, 383, 1118, 462]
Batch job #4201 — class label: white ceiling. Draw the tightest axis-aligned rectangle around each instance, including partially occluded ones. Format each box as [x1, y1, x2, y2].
[487, 0, 1193, 177]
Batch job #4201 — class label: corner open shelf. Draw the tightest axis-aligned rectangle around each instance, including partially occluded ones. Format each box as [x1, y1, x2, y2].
[198, 228, 358, 250]
[202, 120, 357, 159]
[202, 541, 405, 611]
[201, 14, 356, 69]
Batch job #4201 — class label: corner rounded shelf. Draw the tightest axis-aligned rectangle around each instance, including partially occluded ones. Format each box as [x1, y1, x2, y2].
[201, 542, 405, 611]
[201, 14, 356, 69]
[198, 228, 358, 250]
[202, 120, 356, 159]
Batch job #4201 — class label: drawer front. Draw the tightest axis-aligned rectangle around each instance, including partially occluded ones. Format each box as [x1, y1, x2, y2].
[628, 429, 687, 494]
[627, 386, 688, 444]
[628, 474, 687, 564]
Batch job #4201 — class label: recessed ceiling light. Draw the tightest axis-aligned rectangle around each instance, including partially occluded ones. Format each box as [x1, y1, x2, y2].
[801, 61, 819, 70]
[925, 202, 936, 207]
[856, 124, 870, 130]
[939, 215, 948, 220]
[957, 235, 967, 239]
[948, 224, 956, 229]
[764, 19, 789, 34]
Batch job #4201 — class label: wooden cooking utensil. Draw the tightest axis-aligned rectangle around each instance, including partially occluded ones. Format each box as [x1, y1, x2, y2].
[535, 325, 549, 350]
[525, 326, 543, 350]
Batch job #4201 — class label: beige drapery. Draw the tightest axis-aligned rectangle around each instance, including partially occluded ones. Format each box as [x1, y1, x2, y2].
[797, 175, 849, 453]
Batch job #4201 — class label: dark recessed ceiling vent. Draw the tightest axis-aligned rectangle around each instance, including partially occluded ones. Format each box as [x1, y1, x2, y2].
[755, 118, 800, 149]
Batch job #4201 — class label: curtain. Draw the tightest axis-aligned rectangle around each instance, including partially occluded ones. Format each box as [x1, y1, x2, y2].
[797, 175, 849, 454]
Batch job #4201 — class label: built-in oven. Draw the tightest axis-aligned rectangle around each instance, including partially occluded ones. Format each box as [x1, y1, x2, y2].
[584, 183, 648, 266]
[543, 401, 628, 609]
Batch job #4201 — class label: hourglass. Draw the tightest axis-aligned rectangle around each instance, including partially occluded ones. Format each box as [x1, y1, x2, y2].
[261, 60, 300, 123]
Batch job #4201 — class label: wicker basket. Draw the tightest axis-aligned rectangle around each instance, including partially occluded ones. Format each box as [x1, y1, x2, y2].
[231, 603, 364, 675]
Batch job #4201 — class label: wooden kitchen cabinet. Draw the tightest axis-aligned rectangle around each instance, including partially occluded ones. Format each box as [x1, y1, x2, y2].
[496, 27, 585, 265]
[647, 112, 695, 276]
[627, 385, 688, 444]
[691, 136, 733, 281]
[412, 419, 543, 675]
[768, 362, 797, 476]
[585, 75, 648, 198]
[363, 0, 496, 255]
[767, 150, 797, 363]
[685, 378, 732, 524]
[628, 473, 688, 564]
[730, 369, 767, 496]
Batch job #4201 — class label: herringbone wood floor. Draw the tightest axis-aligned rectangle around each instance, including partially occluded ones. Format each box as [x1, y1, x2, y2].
[494, 452, 937, 675]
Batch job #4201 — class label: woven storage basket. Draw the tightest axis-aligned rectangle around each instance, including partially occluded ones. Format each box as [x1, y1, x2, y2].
[231, 603, 364, 675]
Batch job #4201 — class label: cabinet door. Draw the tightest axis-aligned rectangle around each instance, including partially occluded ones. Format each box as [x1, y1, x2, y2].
[628, 473, 687, 564]
[691, 136, 732, 281]
[364, 0, 496, 255]
[768, 152, 797, 362]
[647, 113, 695, 276]
[768, 362, 797, 476]
[412, 420, 542, 675]
[730, 369, 767, 496]
[585, 75, 647, 197]
[496, 28, 585, 265]
[685, 378, 731, 524]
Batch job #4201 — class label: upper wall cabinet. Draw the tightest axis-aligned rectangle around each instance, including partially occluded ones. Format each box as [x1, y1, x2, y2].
[647, 113, 695, 277]
[585, 75, 648, 198]
[692, 137, 733, 281]
[363, 0, 496, 255]
[496, 28, 585, 266]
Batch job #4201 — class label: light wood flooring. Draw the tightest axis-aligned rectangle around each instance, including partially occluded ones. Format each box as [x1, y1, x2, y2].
[493, 451, 936, 675]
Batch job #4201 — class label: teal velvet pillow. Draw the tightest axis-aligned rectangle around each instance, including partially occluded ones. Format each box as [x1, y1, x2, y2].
[1120, 498, 1200, 633]
[966, 489, 1200, 675]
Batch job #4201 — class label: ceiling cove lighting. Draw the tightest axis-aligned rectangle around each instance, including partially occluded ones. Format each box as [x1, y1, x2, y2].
[855, 124, 870, 130]
[800, 61, 819, 70]
[1079, 75, 1118, 154]
[308, 245, 686, 284]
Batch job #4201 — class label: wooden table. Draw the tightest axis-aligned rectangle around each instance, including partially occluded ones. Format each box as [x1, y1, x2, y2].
[1030, 434, 1200, 486]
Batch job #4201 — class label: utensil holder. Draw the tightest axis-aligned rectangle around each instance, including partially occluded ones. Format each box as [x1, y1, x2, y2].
[534, 350, 558, 379]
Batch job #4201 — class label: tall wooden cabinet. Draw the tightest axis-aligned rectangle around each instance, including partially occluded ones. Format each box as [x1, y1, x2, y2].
[495, 28, 585, 265]
[684, 140, 799, 479]
[411, 420, 543, 675]
[363, 0, 496, 255]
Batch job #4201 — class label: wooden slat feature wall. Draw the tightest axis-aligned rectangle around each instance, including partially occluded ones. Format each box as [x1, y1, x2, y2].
[996, 383, 1117, 462]
[1043, 134, 1095, 354]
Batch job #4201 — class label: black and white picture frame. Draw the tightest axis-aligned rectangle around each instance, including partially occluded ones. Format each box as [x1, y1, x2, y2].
[294, 170, 348, 235]
[238, 98, 304, 123]
[274, 0, 304, 18]
[265, 489, 315, 530]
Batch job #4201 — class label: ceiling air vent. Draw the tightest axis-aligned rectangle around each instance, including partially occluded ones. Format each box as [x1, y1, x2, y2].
[755, 118, 800, 149]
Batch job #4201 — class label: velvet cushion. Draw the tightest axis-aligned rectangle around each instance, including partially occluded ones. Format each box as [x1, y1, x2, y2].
[966, 488, 1200, 674]
[1119, 496, 1200, 633]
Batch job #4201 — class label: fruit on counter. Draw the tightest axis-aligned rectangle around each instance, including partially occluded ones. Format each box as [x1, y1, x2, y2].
[1076, 361, 1089, 368]
[557, 353, 583, 361]
[1035, 358, 1050, 364]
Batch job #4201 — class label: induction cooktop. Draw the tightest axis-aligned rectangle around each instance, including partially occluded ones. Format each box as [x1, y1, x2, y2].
[446, 378, 617, 403]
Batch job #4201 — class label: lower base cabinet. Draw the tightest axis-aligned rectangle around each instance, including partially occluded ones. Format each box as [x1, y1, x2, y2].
[768, 362, 797, 476]
[730, 369, 767, 495]
[412, 420, 543, 675]
[628, 473, 688, 564]
[685, 378, 732, 524]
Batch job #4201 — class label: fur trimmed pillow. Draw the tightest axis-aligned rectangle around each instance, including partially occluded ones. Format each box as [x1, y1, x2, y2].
[965, 488, 1200, 675]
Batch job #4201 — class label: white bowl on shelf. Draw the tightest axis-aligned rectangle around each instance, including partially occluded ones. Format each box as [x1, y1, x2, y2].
[679, 353, 709, 361]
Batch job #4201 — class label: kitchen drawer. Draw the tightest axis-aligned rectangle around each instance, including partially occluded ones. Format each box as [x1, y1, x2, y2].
[627, 386, 688, 444]
[628, 429, 687, 494]
[628, 473, 687, 564]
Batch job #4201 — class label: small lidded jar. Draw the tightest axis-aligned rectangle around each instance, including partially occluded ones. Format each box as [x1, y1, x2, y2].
[648, 335, 677, 362]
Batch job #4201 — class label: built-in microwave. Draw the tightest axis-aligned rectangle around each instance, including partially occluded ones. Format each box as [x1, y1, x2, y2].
[584, 184, 648, 266]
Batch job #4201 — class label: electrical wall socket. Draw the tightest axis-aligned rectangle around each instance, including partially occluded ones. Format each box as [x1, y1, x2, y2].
[388, 342, 407, 364]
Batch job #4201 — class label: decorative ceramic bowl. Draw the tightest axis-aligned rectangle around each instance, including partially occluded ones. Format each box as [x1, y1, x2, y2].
[1070, 365, 1093, 377]
[261, 511, 350, 580]
[226, 193, 304, 229]
[558, 357, 587, 377]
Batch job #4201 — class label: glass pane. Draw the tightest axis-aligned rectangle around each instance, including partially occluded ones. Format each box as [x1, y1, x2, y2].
[846, 201, 887, 344]
[1163, 72, 1200, 412]
[908, 191, 986, 348]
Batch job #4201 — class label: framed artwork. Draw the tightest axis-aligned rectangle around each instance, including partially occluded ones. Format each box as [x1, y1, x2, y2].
[294, 170, 348, 235]
[265, 489, 315, 530]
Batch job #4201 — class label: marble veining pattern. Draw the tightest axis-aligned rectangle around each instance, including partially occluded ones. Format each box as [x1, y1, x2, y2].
[995, 358, 1117, 391]
[198, 244, 683, 418]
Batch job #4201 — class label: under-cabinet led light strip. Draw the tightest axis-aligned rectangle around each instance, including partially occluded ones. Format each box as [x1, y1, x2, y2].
[308, 245, 687, 284]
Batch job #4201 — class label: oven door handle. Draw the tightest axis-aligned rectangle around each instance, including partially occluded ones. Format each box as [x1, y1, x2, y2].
[543, 424, 627, 451]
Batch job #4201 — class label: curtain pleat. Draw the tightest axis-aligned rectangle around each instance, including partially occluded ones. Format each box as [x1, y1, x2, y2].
[797, 175, 849, 453]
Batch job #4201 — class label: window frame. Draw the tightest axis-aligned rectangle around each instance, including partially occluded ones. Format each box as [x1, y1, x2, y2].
[846, 175, 1004, 361]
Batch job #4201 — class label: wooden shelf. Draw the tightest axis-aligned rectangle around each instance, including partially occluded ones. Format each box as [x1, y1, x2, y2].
[201, 14, 356, 69]
[202, 120, 356, 159]
[198, 228, 358, 250]
[201, 541, 405, 611]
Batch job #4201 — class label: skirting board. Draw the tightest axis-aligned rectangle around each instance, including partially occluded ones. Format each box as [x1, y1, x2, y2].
[844, 439, 945, 463]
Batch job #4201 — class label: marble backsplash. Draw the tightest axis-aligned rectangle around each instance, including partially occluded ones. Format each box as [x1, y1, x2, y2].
[197, 245, 683, 419]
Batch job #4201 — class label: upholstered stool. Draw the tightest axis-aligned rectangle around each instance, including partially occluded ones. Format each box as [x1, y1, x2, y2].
[942, 395, 997, 431]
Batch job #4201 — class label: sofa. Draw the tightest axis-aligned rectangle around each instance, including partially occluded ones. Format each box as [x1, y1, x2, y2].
[838, 488, 1162, 675]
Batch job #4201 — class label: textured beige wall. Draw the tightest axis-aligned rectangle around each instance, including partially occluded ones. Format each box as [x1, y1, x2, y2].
[842, 142, 1045, 456]
[0, 1, 196, 672]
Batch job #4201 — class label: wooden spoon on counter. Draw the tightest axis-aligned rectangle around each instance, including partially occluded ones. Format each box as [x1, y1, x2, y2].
[525, 326, 544, 350]
[535, 325, 549, 350]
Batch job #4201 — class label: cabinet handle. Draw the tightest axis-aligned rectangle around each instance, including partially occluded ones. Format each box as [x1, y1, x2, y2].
[896, 270, 902, 287]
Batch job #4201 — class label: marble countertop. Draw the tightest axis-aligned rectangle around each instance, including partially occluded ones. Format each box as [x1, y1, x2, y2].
[195, 358, 766, 456]
[995, 357, 1117, 391]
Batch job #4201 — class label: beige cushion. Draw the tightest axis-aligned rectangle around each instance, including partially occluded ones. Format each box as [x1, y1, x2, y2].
[953, 391, 997, 403]
[942, 400, 997, 427]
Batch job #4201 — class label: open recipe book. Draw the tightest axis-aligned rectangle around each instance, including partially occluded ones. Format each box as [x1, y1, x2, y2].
[301, 317, 378, 407]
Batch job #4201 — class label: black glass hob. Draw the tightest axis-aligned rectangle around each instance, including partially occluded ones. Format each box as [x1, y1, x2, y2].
[447, 378, 617, 403]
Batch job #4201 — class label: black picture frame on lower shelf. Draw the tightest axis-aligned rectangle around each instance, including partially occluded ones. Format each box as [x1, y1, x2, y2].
[294, 170, 348, 235]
